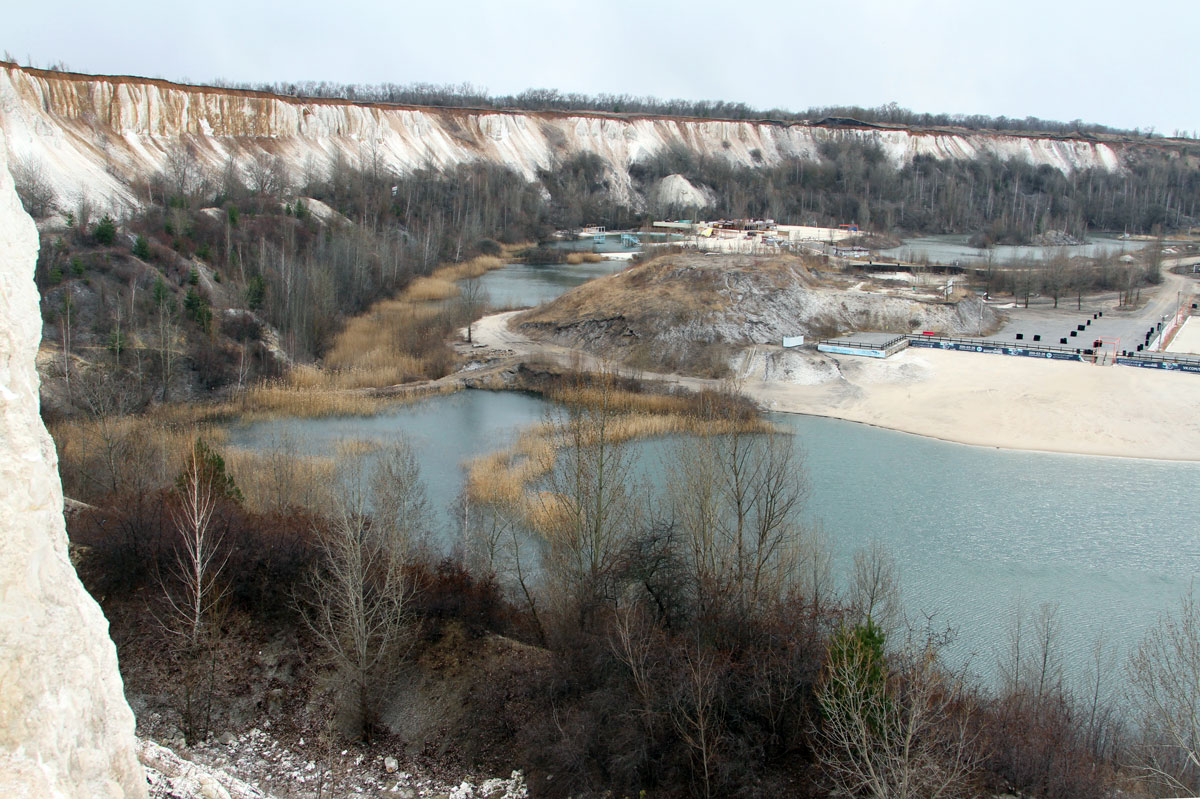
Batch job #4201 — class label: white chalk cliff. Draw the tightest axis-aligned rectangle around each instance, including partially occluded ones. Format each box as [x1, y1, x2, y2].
[0, 128, 146, 797]
[0, 63, 1131, 215]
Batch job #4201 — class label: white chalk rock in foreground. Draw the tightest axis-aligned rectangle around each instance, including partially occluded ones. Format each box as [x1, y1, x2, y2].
[0, 128, 146, 797]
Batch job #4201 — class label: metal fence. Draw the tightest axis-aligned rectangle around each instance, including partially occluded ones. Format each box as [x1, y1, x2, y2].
[907, 335, 1085, 361]
[820, 335, 908, 351]
[1116, 351, 1200, 373]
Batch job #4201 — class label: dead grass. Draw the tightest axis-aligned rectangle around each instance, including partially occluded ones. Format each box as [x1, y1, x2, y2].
[437, 255, 506, 281]
[223, 447, 337, 515]
[547, 384, 707, 416]
[406, 276, 460, 301]
[50, 414, 232, 503]
[465, 423, 557, 507]
[319, 253, 511, 387]
[565, 252, 606, 265]
[335, 439, 381, 458]
[465, 378, 770, 536]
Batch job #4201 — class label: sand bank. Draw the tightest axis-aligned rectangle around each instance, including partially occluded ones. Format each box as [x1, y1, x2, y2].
[472, 311, 1200, 461]
[741, 348, 1200, 461]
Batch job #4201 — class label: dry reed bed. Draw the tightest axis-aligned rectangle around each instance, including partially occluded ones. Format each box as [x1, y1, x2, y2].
[565, 252, 607, 265]
[53, 249, 532, 505]
[143, 377, 460, 427]
[320, 254, 508, 386]
[222, 447, 338, 515]
[465, 395, 773, 535]
[52, 378, 458, 501]
[51, 415, 230, 474]
[50, 414, 232, 504]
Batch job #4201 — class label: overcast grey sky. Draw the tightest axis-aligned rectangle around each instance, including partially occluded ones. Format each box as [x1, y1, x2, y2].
[6, 0, 1198, 135]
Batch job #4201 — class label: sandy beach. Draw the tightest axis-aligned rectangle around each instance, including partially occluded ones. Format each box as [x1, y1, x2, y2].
[473, 311, 1200, 461]
[742, 347, 1200, 460]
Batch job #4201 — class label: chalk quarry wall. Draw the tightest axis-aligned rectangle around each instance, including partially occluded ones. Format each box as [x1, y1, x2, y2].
[0, 128, 146, 797]
[0, 63, 1127, 214]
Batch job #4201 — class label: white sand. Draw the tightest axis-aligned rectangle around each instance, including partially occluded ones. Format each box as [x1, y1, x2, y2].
[1166, 315, 1200, 355]
[473, 311, 1200, 461]
[742, 348, 1200, 460]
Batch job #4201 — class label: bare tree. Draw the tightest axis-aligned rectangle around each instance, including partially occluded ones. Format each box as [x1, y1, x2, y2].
[59, 290, 74, 406]
[671, 640, 726, 799]
[253, 432, 333, 515]
[369, 441, 431, 558]
[248, 151, 289, 199]
[668, 423, 809, 618]
[996, 600, 1063, 706]
[458, 276, 487, 343]
[1080, 632, 1122, 761]
[817, 624, 981, 799]
[1028, 602, 1064, 703]
[162, 141, 200, 201]
[1041, 252, 1068, 309]
[301, 453, 419, 740]
[1146, 226, 1166, 286]
[220, 155, 245, 202]
[461, 494, 546, 644]
[10, 156, 56, 217]
[73, 192, 94, 238]
[797, 521, 834, 614]
[77, 367, 143, 496]
[538, 373, 641, 631]
[849, 539, 902, 635]
[1068, 258, 1092, 311]
[167, 443, 227, 646]
[161, 440, 231, 743]
[1127, 587, 1200, 794]
[153, 278, 178, 403]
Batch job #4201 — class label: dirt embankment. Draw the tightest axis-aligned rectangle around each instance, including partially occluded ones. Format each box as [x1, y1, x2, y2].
[514, 253, 996, 377]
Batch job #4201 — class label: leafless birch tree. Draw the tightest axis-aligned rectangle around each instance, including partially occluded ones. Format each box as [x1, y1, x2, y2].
[1128, 587, 1200, 795]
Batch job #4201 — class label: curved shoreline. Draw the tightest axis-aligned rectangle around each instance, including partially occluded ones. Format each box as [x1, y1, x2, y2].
[471, 311, 1200, 462]
[765, 406, 1200, 464]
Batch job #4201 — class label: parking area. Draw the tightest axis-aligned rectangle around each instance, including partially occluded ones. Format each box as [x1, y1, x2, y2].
[977, 272, 1196, 356]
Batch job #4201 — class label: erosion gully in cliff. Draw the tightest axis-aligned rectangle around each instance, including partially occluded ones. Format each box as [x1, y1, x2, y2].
[0, 61, 1126, 216]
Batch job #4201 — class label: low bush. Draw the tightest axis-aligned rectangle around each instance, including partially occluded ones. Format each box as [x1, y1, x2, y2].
[522, 245, 566, 265]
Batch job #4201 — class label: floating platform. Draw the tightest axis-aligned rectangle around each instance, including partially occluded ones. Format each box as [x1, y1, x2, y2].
[817, 333, 909, 359]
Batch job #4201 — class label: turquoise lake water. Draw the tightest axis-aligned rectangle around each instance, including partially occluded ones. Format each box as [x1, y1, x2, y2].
[227, 392, 1198, 688]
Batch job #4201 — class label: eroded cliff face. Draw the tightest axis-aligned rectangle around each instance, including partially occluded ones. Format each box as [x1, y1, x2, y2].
[0, 63, 1125, 214]
[0, 128, 146, 798]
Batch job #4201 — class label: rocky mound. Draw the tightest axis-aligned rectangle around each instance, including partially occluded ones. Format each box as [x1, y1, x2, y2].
[515, 253, 995, 377]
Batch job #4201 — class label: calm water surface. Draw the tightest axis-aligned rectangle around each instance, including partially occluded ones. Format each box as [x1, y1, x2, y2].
[549, 231, 685, 254]
[478, 259, 630, 308]
[877, 233, 1150, 266]
[227, 392, 1198, 686]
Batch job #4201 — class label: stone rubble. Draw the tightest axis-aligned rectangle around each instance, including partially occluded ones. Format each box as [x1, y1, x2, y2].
[141, 728, 527, 799]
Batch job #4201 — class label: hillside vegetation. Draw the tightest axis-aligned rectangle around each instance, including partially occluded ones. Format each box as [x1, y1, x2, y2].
[6, 62, 1200, 241]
